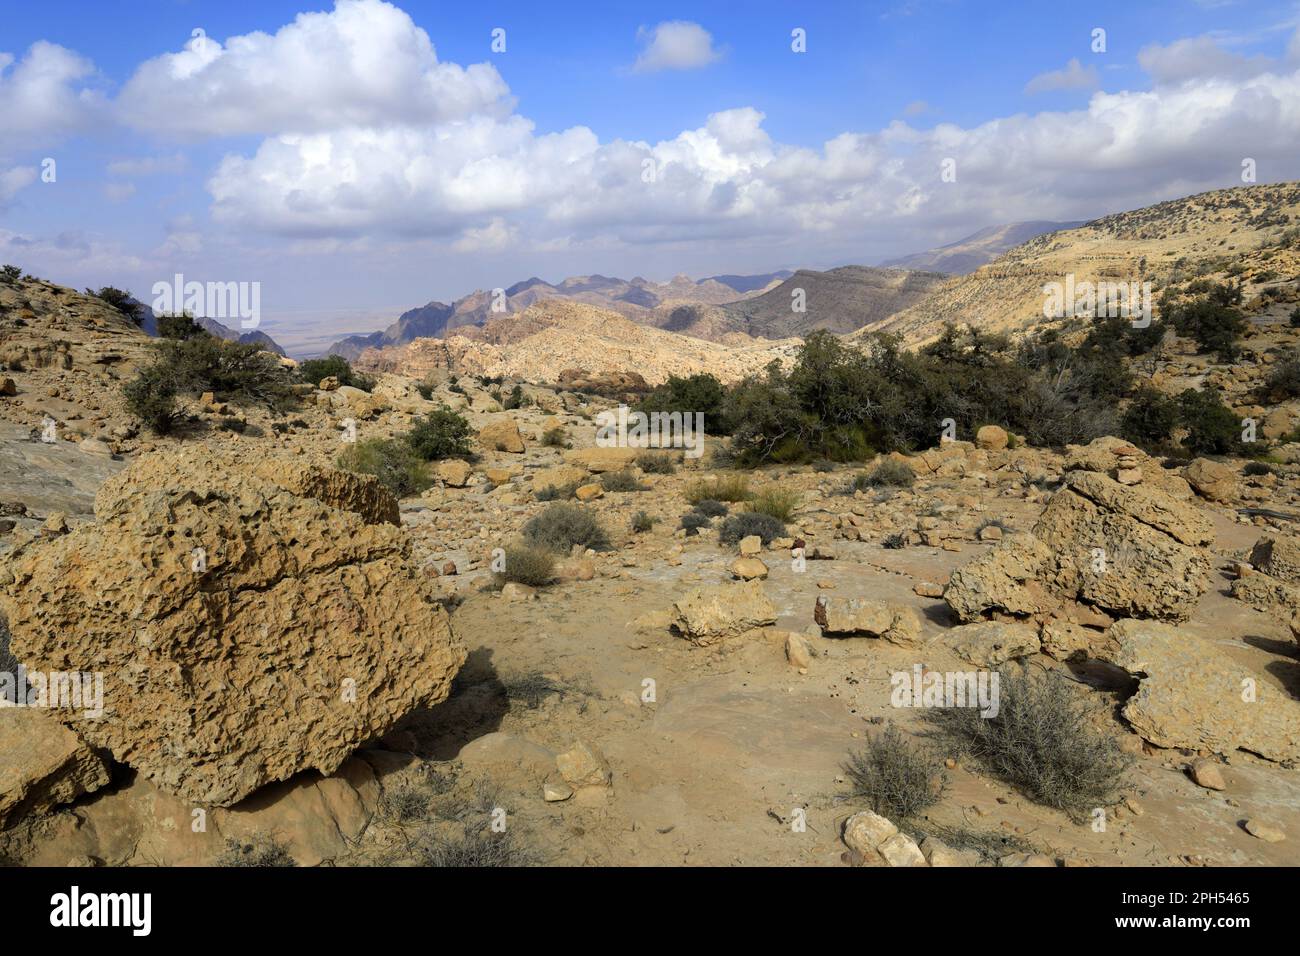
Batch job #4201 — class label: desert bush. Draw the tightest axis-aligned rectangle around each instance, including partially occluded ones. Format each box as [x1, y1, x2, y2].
[337, 438, 431, 498]
[600, 470, 647, 492]
[679, 511, 712, 535]
[844, 724, 947, 820]
[718, 511, 785, 546]
[88, 286, 143, 326]
[297, 354, 373, 391]
[523, 503, 611, 553]
[1120, 386, 1181, 450]
[216, 833, 296, 867]
[534, 481, 578, 502]
[882, 532, 907, 550]
[928, 668, 1131, 818]
[635, 451, 676, 474]
[150, 334, 296, 407]
[501, 384, 529, 410]
[1169, 282, 1247, 362]
[1177, 387, 1244, 456]
[406, 408, 473, 461]
[156, 311, 205, 340]
[493, 543, 556, 587]
[542, 426, 568, 447]
[1290, 307, 1300, 329]
[749, 486, 800, 522]
[692, 499, 729, 518]
[1243, 461, 1273, 477]
[1266, 352, 1300, 399]
[630, 510, 656, 533]
[865, 459, 915, 488]
[501, 671, 567, 710]
[638, 372, 731, 435]
[122, 365, 180, 434]
[415, 824, 537, 867]
[0, 265, 21, 284]
[380, 781, 433, 823]
[415, 380, 436, 400]
[685, 474, 751, 504]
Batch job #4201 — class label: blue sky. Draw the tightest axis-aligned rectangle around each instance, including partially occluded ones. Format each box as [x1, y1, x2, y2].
[2, 0, 1299, 353]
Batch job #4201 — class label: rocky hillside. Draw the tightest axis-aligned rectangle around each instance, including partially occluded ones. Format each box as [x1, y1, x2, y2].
[328, 271, 788, 361]
[718, 265, 949, 338]
[882, 220, 1083, 275]
[354, 299, 801, 387]
[871, 182, 1300, 345]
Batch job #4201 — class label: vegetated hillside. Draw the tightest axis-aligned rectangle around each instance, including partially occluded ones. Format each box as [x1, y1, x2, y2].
[134, 302, 286, 356]
[353, 298, 800, 387]
[871, 182, 1300, 346]
[718, 265, 949, 338]
[326, 271, 784, 360]
[882, 220, 1083, 274]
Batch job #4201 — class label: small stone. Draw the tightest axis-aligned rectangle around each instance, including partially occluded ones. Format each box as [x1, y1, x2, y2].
[1244, 819, 1285, 843]
[785, 632, 812, 669]
[543, 781, 574, 802]
[556, 740, 612, 789]
[574, 483, 604, 501]
[842, 810, 897, 854]
[1190, 758, 1226, 791]
[730, 557, 769, 581]
[877, 832, 927, 867]
[739, 535, 762, 556]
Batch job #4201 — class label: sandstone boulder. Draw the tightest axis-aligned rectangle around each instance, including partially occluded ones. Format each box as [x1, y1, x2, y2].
[814, 597, 922, 646]
[533, 464, 588, 493]
[943, 621, 1041, 667]
[1248, 535, 1300, 585]
[1184, 458, 1237, 502]
[563, 447, 639, 473]
[975, 424, 1008, 451]
[479, 418, 525, 453]
[670, 581, 777, 645]
[436, 459, 474, 488]
[0, 447, 467, 806]
[0, 708, 110, 828]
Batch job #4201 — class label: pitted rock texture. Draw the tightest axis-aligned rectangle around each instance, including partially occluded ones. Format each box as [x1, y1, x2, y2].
[0, 447, 465, 806]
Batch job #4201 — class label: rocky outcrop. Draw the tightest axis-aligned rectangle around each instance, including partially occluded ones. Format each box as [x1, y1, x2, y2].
[1102, 619, 1300, 763]
[1248, 535, 1300, 585]
[0, 446, 466, 806]
[945, 471, 1213, 623]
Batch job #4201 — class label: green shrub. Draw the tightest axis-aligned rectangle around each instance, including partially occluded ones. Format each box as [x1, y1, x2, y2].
[928, 668, 1131, 819]
[407, 408, 472, 461]
[1243, 461, 1273, 476]
[534, 481, 578, 502]
[685, 474, 751, 504]
[1177, 387, 1244, 456]
[494, 543, 556, 587]
[88, 286, 142, 326]
[749, 486, 800, 521]
[1120, 386, 1181, 450]
[149, 334, 296, 407]
[679, 511, 711, 535]
[692, 499, 729, 518]
[630, 510, 656, 533]
[0, 265, 21, 284]
[844, 724, 946, 821]
[156, 312, 205, 340]
[1169, 282, 1246, 362]
[542, 426, 568, 447]
[337, 438, 431, 498]
[719, 511, 785, 546]
[298, 354, 370, 390]
[1289, 306, 1300, 329]
[600, 470, 647, 492]
[638, 372, 731, 435]
[415, 380, 436, 400]
[122, 365, 180, 434]
[1266, 352, 1300, 399]
[865, 459, 916, 488]
[522, 503, 611, 553]
[635, 451, 676, 474]
[501, 384, 528, 410]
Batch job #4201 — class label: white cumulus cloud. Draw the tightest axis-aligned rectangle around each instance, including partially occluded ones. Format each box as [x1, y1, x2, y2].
[632, 21, 723, 73]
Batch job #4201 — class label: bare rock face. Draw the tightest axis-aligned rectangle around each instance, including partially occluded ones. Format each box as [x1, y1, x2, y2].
[945, 472, 1213, 623]
[0, 447, 466, 807]
[1103, 619, 1300, 762]
[670, 581, 777, 645]
[0, 708, 110, 828]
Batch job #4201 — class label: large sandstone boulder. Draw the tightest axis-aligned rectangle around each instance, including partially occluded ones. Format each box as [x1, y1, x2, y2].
[670, 581, 777, 645]
[1102, 619, 1300, 762]
[0, 708, 110, 828]
[813, 597, 922, 646]
[1183, 458, 1238, 503]
[945, 472, 1213, 623]
[479, 418, 525, 453]
[1248, 535, 1300, 585]
[0, 447, 467, 806]
[564, 447, 639, 473]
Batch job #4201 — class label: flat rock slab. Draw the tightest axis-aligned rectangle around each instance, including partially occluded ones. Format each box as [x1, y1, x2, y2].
[0, 707, 110, 828]
[0, 423, 126, 517]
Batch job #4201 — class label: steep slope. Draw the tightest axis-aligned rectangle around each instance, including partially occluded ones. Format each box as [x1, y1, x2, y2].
[869, 182, 1300, 346]
[718, 265, 949, 337]
[353, 299, 800, 386]
[883, 221, 1082, 274]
